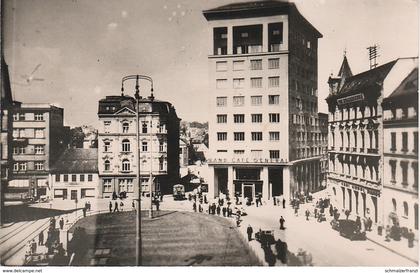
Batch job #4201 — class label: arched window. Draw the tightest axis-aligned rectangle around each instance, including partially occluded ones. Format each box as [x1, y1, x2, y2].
[122, 139, 130, 152]
[403, 201, 409, 217]
[122, 159, 130, 171]
[104, 160, 111, 171]
[392, 198, 397, 212]
[122, 122, 129, 133]
[142, 123, 148, 134]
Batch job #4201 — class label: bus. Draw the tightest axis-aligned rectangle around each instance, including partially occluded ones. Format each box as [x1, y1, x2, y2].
[173, 184, 185, 200]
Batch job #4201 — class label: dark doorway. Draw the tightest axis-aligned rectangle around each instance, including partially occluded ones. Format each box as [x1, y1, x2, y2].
[269, 168, 283, 196]
[215, 168, 228, 195]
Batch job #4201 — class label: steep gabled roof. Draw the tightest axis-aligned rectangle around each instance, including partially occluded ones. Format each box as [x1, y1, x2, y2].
[51, 148, 98, 173]
[338, 55, 353, 79]
[387, 68, 418, 98]
[338, 60, 397, 95]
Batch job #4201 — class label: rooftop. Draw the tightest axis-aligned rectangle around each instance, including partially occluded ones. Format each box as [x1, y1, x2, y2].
[51, 148, 98, 173]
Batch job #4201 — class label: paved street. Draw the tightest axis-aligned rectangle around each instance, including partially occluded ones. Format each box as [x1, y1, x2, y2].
[68, 210, 260, 266]
[1, 195, 418, 266]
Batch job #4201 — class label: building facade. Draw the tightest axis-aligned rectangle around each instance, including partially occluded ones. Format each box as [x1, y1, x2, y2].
[50, 148, 99, 200]
[318, 112, 329, 189]
[326, 56, 418, 223]
[382, 67, 418, 232]
[1, 57, 14, 223]
[8, 104, 68, 201]
[97, 94, 179, 199]
[203, 1, 324, 202]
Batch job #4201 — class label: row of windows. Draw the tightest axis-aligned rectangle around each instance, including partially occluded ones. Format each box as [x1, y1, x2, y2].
[103, 178, 134, 193]
[391, 199, 418, 224]
[389, 160, 418, 188]
[13, 145, 45, 155]
[216, 95, 281, 107]
[103, 120, 166, 134]
[12, 128, 45, 139]
[216, 76, 280, 89]
[104, 140, 166, 153]
[13, 161, 44, 171]
[217, 131, 280, 141]
[55, 174, 94, 182]
[390, 132, 418, 153]
[217, 113, 280, 124]
[331, 105, 378, 121]
[216, 149, 280, 159]
[216, 58, 280, 72]
[13, 112, 44, 121]
[104, 158, 166, 172]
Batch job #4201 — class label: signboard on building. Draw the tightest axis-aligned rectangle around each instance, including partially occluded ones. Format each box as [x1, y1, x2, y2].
[337, 93, 364, 105]
[207, 157, 288, 165]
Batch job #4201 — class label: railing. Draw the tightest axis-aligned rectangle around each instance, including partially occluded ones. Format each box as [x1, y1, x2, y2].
[367, 148, 378, 154]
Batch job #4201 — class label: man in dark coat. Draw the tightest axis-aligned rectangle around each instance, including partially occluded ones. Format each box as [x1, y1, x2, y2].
[222, 206, 227, 217]
[59, 218, 64, 230]
[109, 201, 113, 212]
[279, 216, 285, 230]
[193, 202, 197, 212]
[114, 201, 119, 212]
[247, 225, 253, 241]
[282, 198, 286, 209]
[408, 229, 415, 248]
[216, 205, 221, 215]
[38, 231, 44, 246]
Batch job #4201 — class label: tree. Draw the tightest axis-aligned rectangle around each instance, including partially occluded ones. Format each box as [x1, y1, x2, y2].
[69, 127, 85, 148]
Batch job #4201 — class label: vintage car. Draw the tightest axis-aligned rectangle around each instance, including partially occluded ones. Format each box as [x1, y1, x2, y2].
[331, 219, 366, 241]
[173, 184, 185, 200]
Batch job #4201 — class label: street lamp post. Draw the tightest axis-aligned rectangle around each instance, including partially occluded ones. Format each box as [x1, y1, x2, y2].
[120, 74, 153, 266]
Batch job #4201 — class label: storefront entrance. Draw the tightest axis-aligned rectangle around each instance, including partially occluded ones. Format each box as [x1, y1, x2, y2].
[243, 184, 254, 201]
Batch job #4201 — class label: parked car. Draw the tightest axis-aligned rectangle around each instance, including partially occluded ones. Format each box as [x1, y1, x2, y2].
[331, 219, 366, 241]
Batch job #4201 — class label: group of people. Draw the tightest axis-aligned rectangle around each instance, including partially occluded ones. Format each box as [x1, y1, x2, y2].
[109, 200, 124, 212]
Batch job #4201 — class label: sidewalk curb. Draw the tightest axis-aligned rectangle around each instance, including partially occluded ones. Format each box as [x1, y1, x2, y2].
[366, 236, 418, 264]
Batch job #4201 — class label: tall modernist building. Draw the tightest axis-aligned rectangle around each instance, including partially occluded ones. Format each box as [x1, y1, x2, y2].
[326, 56, 417, 223]
[97, 93, 179, 199]
[203, 1, 324, 201]
[382, 67, 418, 232]
[9, 104, 68, 200]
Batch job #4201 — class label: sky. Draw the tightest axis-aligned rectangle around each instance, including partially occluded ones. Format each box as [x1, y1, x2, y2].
[3, 0, 418, 127]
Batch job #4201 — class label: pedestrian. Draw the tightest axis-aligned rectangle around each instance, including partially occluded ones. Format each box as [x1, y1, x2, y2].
[83, 207, 87, 217]
[198, 203, 202, 213]
[256, 197, 259, 207]
[294, 206, 299, 216]
[282, 198, 286, 209]
[279, 216, 285, 230]
[235, 195, 239, 205]
[385, 225, 391, 242]
[31, 239, 37, 254]
[59, 218, 64, 230]
[367, 217, 373, 231]
[408, 229, 415, 248]
[38, 231, 44, 246]
[193, 202, 197, 212]
[87, 201, 91, 211]
[204, 195, 207, 204]
[222, 206, 227, 217]
[228, 207, 232, 217]
[355, 216, 361, 231]
[329, 204, 333, 217]
[132, 200, 135, 211]
[50, 217, 56, 229]
[155, 200, 160, 211]
[314, 208, 318, 219]
[109, 201, 113, 213]
[114, 201, 119, 212]
[273, 196, 277, 206]
[345, 209, 350, 220]
[120, 201, 124, 211]
[305, 209, 310, 221]
[247, 225, 253, 241]
[216, 205, 221, 216]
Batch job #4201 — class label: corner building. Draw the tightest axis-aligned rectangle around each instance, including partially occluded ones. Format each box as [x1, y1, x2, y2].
[97, 95, 179, 199]
[326, 56, 418, 223]
[203, 1, 323, 201]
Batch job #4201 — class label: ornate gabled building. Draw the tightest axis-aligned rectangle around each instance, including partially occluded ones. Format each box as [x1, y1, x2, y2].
[326, 55, 418, 223]
[203, 0, 324, 202]
[97, 94, 179, 199]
